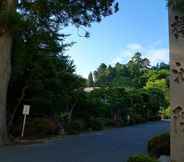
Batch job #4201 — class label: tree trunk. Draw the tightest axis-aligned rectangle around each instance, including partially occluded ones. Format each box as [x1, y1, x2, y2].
[0, 0, 16, 145]
[0, 32, 12, 145]
[8, 85, 28, 128]
[67, 103, 76, 123]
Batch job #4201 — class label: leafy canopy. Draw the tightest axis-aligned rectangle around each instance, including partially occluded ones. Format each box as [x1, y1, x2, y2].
[6, 0, 119, 128]
[169, 0, 184, 13]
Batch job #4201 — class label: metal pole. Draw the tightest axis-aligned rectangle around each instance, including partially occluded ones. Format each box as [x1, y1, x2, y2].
[21, 114, 27, 137]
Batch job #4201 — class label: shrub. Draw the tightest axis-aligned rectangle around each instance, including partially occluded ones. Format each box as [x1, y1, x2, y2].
[148, 133, 170, 158]
[127, 154, 159, 162]
[10, 117, 24, 137]
[161, 107, 172, 119]
[88, 117, 105, 131]
[103, 118, 114, 127]
[110, 119, 128, 127]
[129, 114, 146, 124]
[24, 117, 60, 138]
[65, 119, 86, 135]
[149, 115, 161, 121]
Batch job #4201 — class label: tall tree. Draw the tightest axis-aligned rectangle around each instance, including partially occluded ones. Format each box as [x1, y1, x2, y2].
[127, 53, 149, 88]
[168, 0, 184, 12]
[0, 0, 118, 145]
[88, 72, 94, 87]
[0, 0, 16, 144]
[94, 63, 108, 86]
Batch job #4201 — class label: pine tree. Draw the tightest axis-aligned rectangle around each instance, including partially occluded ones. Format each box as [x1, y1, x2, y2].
[0, 0, 118, 145]
[88, 72, 94, 87]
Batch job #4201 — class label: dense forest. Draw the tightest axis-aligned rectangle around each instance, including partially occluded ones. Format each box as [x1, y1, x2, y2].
[85, 52, 170, 128]
[89, 52, 169, 90]
[0, 0, 175, 142]
[8, 51, 170, 137]
[0, 0, 119, 142]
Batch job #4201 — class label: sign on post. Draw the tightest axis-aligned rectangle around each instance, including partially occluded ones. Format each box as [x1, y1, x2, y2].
[23, 105, 30, 115]
[21, 105, 30, 137]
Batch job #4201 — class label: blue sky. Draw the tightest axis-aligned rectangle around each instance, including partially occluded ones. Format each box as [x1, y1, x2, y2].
[65, 0, 169, 78]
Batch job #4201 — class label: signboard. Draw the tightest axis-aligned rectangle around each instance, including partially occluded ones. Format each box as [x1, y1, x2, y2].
[21, 105, 30, 137]
[22, 105, 30, 115]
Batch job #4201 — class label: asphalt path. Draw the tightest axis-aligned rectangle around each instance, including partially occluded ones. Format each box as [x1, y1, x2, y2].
[0, 121, 170, 162]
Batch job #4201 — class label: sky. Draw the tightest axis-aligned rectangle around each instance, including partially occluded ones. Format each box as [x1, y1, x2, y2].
[65, 0, 169, 78]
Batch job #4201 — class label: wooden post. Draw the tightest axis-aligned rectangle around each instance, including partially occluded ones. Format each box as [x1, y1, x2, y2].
[169, 6, 184, 162]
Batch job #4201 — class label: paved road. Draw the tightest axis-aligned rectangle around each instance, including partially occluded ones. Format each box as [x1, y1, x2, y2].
[0, 121, 169, 162]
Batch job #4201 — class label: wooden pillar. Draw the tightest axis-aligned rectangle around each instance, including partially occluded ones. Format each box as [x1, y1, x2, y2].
[169, 6, 184, 162]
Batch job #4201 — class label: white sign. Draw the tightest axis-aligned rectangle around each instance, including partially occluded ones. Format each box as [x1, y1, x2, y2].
[23, 105, 30, 115]
[21, 105, 31, 137]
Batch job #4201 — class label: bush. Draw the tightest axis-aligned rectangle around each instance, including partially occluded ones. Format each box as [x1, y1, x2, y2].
[129, 114, 146, 125]
[24, 117, 60, 138]
[103, 118, 114, 127]
[88, 117, 105, 131]
[127, 154, 158, 162]
[65, 119, 86, 135]
[148, 133, 170, 158]
[161, 107, 172, 119]
[110, 119, 129, 127]
[149, 115, 161, 121]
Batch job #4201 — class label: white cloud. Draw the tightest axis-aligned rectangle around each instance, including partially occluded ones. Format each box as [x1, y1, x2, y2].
[112, 43, 143, 65]
[112, 42, 169, 66]
[146, 48, 169, 66]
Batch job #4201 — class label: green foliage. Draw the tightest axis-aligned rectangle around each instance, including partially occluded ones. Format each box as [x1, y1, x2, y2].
[88, 117, 105, 131]
[0, 1, 120, 39]
[65, 120, 86, 135]
[168, 0, 184, 13]
[18, 0, 119, 23]
[7, 0, 118, 134]
[83, 55, 169, 132]
[88, 72, 94, 87]
[94, 63, 111, 86]
[127, 154, 158, 162]
[127, 53, 150, 88]
[161, 107, 172, 119]
[4, 0, 171, 137]
[148, 133, 170, 158]
[145, 79, 167, 91]
[128, 88, 163, 123]
[91, 53, 169, 93]
[75, 86, 164, 130]
[0, 10, 25, 33]
[128, 114, 146, 124]
[144, 69, 170, 109]
[9, 50, 169, 136]
[93, 53, 151, 89]
[89, 54, 169, 127]
[24, 117, 60, 138]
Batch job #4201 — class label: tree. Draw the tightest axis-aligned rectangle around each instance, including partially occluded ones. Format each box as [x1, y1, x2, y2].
[88, 72, 94, 87]
[153, 62, 170, 70]
[0, 0, 118, 145]
[168, 0, 184, 13]
[92, 53, 152, 89]
[7, 52, 86, 128]
[94, 63, 108, 86]
[127, 53, 149, 88]
[0, 0, 16, 144]
[107, 87, 129, 124]
[144, 69, 170, 108]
